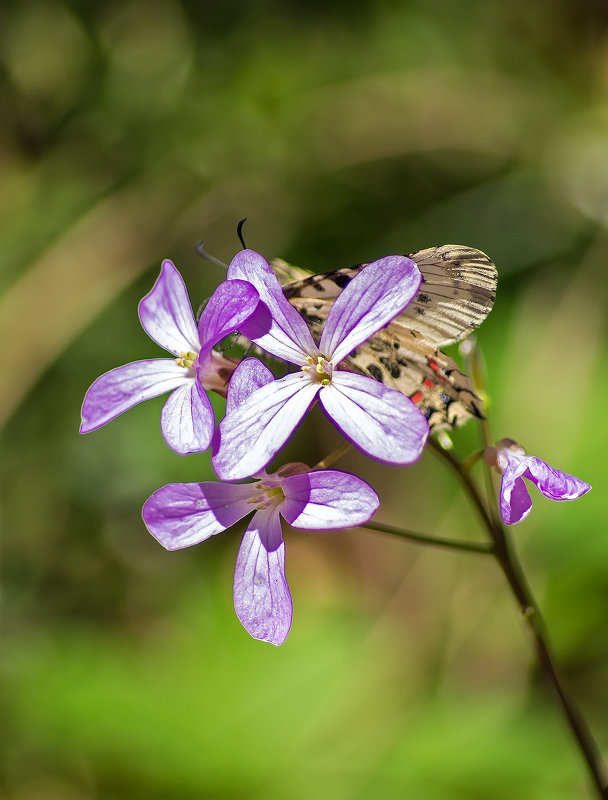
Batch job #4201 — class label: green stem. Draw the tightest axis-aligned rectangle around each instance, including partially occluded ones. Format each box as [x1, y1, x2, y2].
[363, 521, 494, 555]
[431, 438, 608, 798]
[313, 442, 352, 470]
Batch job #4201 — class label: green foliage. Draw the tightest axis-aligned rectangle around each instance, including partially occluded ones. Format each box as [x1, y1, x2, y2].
[1, 0, 607, 796]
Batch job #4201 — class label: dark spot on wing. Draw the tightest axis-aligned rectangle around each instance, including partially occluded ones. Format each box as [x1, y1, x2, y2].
[366, 364, 383, 382]
[380, 357, 401, 378]
[333, 274, 352, 289]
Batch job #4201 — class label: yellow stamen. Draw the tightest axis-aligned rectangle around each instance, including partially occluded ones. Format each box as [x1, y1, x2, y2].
[175, 351, 198, 369]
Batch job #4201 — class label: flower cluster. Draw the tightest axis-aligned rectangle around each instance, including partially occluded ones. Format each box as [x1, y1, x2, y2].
[81, 250, 429, 643]
[81, 248, 591, 643]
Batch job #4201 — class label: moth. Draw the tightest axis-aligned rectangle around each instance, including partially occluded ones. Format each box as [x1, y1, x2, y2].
[272, 245, 497, 431]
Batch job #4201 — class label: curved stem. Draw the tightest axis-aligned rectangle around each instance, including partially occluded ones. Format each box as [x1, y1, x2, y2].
[431, 438, 608, 798]
[363, 520, 494, 555]
[428, 438, 495, 531]
[313, 442, 352, 470]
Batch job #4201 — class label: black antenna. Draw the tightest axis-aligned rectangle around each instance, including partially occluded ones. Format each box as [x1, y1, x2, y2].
[195, 241, 228, 270]
[237, 218, 248, 249]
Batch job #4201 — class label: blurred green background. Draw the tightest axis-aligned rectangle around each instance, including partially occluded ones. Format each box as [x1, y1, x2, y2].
[1, 0, 607, 797]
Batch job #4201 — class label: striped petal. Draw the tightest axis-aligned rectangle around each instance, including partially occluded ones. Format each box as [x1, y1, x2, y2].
[234, 509, 292, 645]
[281, 470, 379, 529]
[80, 359, 189, 433]
[319, 371, 429, 464]
[143, 481, 255, 549]
[228, 249, 316, 363]
[197, 279, 259, 348]
[138, 260, 199, 355]
[213, 372, 320, 480]
[161, 375, 215, 454]
[320, 256, 421, 364]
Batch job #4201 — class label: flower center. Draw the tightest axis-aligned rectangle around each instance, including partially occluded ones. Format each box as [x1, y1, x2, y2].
[248, 481, 286, 511]
[301, 355, 332, 385]
[175, 351, 198, 369]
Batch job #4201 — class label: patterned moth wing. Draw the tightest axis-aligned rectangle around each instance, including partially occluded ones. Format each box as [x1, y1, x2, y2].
[278, 245, 497, 430]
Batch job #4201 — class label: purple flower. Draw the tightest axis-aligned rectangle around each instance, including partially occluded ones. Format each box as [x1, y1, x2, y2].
[142, 463, 379, 645]
[80, 260, 259, 454]
[212, 249, 430, 481]
[485, 439, 591, 525]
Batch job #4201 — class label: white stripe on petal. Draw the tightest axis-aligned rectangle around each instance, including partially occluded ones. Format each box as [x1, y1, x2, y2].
[138, 260, 200, 356]
[281, 470, 379, 529]
[233, 509, 292, 645]
[319, 371, 428, 464]
[213, 373, 320, 480]
[161, 377, 215, 454]
[226, 358, 275, 414]
[228, 250, 316, 362]
[143, 482, 255, 549]
[80, 359, 190, 433]
[320, 256, 421, 364]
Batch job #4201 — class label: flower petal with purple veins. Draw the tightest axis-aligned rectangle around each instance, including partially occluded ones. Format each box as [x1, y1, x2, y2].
[213, 250, 430, 475]
[228, 249, 317, 363]
[143, 481, 255, 549]
[197, 279, 259, 348]
[320, 256, 422, 364]
[524, 457, 591, 501]
[319, 371, 429, 464]
[138, 260, 200, 356]
[161, 376, 215, 454]
[80, 359, 190, 433]
[226, 357, 275, 414]
[233, 509, 292, 646]
[213, 373, 320, 480]
[496, 447, 591, 525]
[281, 470, 379, 529]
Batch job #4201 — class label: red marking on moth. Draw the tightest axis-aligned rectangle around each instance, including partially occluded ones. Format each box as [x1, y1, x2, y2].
[428, 358, 439, 372]
[423, 378, 434, 388]
[410, 391, 424, 404]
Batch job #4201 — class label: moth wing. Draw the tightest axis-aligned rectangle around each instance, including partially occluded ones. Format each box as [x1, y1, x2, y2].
[403, 245, 497, 347]
[281, 245, 496, 347]
[345, 327, 484, 430]
[277, 245, 494, 429]
[269, 258, 316, 286]
[287, 297, 484, 430]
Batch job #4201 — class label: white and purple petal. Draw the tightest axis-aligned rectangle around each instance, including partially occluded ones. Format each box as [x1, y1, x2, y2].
[319, 371, 429, 465]
[228, 250, 317, 363]
[213, 373, 320, 480]
[226, 358, 275, 414]
[143, 481, 256, 549]
[160, 375, 215, 455]
[234, 509, 292, 646]
[281, 470, 379, 529]
[80, 359, 191, 433]
[524, 456, 591, 502]
[320, 256, 422, 364]
[197, 278, 259, 348]
[138, 260, 200, 356]
[498, 449, 591, 525]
